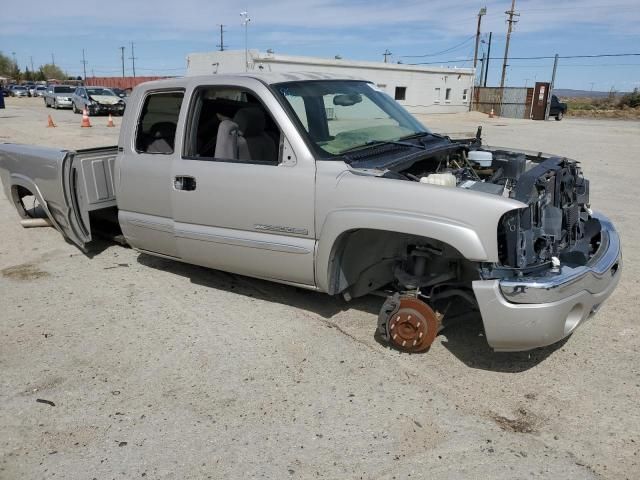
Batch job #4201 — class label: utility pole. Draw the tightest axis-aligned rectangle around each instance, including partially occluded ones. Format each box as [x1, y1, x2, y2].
[120, 46, 126, 77]
[500, 0, 519, 90]
[240, 11, 251, 72]
[81, 49, 88, 80]
[483, 31, 492, 87]
[217, 24, 226, 51]
[544, 53, 559, 120]
[129, 42, 137, 78]
[51, 53, 55, 66]
[11, 52, 17, 66]
[382, 49, 392, 63]
[589, 82, 595, 92]
[30, 56, 34, 72]
[473, 7, 487, 69]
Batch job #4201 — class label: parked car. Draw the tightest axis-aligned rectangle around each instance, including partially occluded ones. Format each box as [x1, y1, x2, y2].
[43, 85, 75, 109]
[0, 73, 622, 353]
[34, 85, 47, 97]
[10, 86, 28, 97]
[25, 84, 37, 97]
[550, 94, 567, 121]
[1, 86, 10, 97]
[72, 86, 126, 115]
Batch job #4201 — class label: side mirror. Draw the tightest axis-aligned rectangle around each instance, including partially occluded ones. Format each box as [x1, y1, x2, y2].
[333, 93, 362, 106]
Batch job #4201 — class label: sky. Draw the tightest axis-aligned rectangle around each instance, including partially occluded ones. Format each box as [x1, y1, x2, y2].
[2, 0, 639, 92]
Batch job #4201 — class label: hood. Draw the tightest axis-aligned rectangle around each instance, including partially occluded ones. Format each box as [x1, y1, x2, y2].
[89, 95, 121, 105]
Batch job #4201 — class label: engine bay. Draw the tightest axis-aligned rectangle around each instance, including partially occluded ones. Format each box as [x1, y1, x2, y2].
[374, 136, 601, 272]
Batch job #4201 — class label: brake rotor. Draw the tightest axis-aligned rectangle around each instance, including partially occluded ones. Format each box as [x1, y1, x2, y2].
[386, 297, 441, 353]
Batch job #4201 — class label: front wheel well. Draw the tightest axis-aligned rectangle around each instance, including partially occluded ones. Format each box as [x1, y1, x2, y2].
[326, 229, 480, 298]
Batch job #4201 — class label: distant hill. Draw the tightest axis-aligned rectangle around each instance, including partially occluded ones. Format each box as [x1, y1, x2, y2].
[554, 88, 625, 98]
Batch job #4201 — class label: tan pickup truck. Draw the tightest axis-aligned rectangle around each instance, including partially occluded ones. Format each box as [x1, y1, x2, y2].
[0, 73, 621, 352]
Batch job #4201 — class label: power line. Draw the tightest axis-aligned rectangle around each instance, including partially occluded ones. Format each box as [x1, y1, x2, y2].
[407, 52, 640, 65]
[400, 35, 475, 58]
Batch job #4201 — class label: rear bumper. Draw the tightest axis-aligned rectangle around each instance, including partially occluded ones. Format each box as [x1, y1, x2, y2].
[473, 213, 622, 352]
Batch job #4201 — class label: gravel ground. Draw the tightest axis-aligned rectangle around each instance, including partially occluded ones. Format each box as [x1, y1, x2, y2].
[1, 97, 638, 479]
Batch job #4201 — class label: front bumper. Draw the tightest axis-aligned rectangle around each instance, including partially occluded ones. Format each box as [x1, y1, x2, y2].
[89, 103, 125, 114]
[473, 213, 622, 352]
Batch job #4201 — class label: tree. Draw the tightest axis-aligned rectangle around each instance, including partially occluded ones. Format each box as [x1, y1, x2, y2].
[0, 52, 13, 77]
[39, 63, 66, 81]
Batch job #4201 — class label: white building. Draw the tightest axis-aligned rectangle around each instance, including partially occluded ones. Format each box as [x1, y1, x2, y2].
[186, 50, 475, 115]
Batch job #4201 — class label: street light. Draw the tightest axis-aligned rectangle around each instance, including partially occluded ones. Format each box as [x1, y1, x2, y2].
[240, 11, 251, 72]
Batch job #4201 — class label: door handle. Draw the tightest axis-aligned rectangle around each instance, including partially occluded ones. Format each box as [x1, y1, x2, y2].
[174, 175, 197, 191]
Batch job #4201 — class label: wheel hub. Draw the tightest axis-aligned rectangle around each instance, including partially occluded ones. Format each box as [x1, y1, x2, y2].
[381, 296, 441, 353]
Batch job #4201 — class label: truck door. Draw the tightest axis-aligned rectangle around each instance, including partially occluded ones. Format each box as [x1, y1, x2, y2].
[116, 89, 185, 258]
[170, 83, 316, 286]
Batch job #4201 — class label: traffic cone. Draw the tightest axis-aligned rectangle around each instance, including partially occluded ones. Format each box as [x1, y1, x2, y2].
[47, 115, 56, 128]
[107, 114, 115, 128]
[489, 108, 495, 118]
[81, 108, 92, 128]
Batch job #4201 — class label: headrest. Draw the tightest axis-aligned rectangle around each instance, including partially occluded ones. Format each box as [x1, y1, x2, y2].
[150, 122, 177, 139]
[233, 107, 265, 137]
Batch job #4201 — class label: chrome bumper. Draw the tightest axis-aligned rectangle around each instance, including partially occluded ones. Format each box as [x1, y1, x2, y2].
[473, 213, 622, 352]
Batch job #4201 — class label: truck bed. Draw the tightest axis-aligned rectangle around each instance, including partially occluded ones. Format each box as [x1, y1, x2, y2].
[0, 144, 118, 249]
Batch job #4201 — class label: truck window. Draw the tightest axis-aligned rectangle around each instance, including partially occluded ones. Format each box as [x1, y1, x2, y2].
[184, 87, 280, 165]
[135, 91, 184, 154]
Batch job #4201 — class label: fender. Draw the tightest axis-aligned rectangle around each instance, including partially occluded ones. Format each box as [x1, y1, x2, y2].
[315, 208, 491, 293]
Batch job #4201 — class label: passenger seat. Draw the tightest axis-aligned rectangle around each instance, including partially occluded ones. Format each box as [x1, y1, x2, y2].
[214, 107, 277, 163]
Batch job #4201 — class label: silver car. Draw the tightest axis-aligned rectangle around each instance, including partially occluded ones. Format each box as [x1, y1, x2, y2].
[72, 86, 126, 116]
[43, 85, 75, 109]
[34, 86, 47, 97]
[10, 86, 28, 97]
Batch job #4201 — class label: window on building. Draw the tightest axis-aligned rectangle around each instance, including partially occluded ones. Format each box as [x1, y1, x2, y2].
[445, 88, 452, 102]
[462, 89, 469, 102]
[434, 87, 441, 103]
[394, 86, 407, 101]
[135, 91, 184, 154]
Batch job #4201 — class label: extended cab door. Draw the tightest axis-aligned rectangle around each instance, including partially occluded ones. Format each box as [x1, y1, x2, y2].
[116, 89, 185, 258]
[170, 81, 316, 286]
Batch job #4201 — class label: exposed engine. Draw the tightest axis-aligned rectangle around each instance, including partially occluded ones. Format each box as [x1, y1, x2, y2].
[390, 139, 601, 273]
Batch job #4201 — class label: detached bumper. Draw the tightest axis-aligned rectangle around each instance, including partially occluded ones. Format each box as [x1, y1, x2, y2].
[473, 213, 622, 352]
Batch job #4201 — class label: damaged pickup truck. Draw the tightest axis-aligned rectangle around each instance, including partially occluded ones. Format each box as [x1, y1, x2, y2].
[0, 73, 622, 352]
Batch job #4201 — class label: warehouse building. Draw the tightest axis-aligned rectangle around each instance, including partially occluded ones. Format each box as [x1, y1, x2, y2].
[186, 50, 475, 114]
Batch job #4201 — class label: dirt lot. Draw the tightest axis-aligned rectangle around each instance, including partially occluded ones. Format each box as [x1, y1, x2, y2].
[1, 97, 638, 479]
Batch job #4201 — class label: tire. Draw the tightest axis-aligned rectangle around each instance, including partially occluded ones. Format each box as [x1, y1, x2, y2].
[53, 99, 58, 109]
[555, 111, 563, 121]
[45, 99, 50, 108]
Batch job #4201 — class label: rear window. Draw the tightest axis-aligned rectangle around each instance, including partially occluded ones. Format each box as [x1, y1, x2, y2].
[135, 91, 184, 154]
[53, 86, 74, 93]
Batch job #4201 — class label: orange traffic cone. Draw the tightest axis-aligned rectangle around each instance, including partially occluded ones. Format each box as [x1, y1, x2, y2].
[47, 115, 56, 128]
[81, 108, 92, 128]
[107, 114, 115, 128]
[488, 108, 495, 118]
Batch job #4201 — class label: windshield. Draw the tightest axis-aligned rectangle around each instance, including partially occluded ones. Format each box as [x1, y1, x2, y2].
[14, 86, 26, 91]
[53, 86, 74, 93]
[87, 88, 115, 96]
[274, 80, 428, 157]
